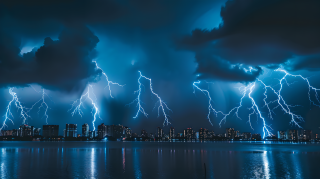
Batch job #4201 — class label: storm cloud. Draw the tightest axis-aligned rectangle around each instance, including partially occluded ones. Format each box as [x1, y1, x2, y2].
[178, 0, 320, 81]
[0, 25, 101, 93]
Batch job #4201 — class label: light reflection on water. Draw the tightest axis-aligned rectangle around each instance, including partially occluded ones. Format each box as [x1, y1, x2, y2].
[0, 141, 320, 178]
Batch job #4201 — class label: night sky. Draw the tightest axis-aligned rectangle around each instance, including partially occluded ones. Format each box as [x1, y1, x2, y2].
[1, 0, 320, 136]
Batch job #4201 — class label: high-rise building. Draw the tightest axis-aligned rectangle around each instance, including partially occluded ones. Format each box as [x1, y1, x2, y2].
[169, 127, 175, 139]
[184, 128, 194, 139]
[157, 127, 163, 138]
[124, 127, 132, 138]
[226, 128, 235, 139]
[98, 123, 107, 138]
[19, 124, 34, 137]
[302, 130, 312, 140]
[34, 128, 41, 136]
[252, 133, 261, 140]
[65, 124, 77, 137]
[287, 129, 298, 141]
[82, 123, 89, 137]
[114, 124, 124, 138]
[141, 129, 147, 137]
[278, 131, 286, 140]
[235, 130, 240, 137]
[12, 129, 19, 136]
[43, 125, 59, 137]
[207, 131, 215, 138]
[107, 125, 114, 137]
[148, 133, 154, 139]
[89, 130, 95, 138]
[1, 130, 12, 136]
[199, 128, 208, 140]
[242, 132, 252, 140]
[195, 132, 199, 140]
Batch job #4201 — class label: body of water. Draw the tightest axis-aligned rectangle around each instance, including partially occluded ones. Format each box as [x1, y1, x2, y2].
[0, 141, 319, 178]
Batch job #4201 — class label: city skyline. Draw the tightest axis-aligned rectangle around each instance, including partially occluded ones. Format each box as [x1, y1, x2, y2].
[1, 121, 318, 143]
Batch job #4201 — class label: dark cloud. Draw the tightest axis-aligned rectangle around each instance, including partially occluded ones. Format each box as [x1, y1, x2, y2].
[195, 53, 263, 82]
[0, 0, 124, 39]
[0, 25, 101, 93]
[178, 0, 320, 80]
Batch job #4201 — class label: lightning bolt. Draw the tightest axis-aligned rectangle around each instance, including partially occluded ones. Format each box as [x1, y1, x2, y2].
[193, 81, 273, 138]
[29, 88, 51, 125]
[247, 82, 273, 138]
[0, 88, 30, 132]
[93, 61, 124, 98]
[69, 84, 100, 131]
[129, 71, 172, 126]
[194, 68, 320, 139]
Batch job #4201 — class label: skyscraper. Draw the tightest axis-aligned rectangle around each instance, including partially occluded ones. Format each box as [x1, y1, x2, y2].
[65, 124, 77, 137]
[169, 127, 175, 139]
[98, 123, 107, 138]
[141, 129, 147, 137]
[199, 128, 208, 140]
[287, 129, 298, 141]
[226, 128, 235, 139]
[242, 132, 252, 140]
[34, 128, 41, 136]
[124, 127, 132, 138]
[82, 123, 89, 137]
[278, 131, 286, 140]
[19, 124, 34, 137]
[113, 124, 124, 138]
[157, 127, 163, 138]
[184, 128, 194, 139]
[43, 125, 59, 137]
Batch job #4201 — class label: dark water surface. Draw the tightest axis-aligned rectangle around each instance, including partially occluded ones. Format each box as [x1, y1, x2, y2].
[1, 141, 320, 179]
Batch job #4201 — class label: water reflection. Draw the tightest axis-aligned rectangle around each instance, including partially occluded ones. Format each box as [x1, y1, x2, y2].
[0, 142, 320, 178]
[134, 149, 142, 179]
[262, 151, 270, 179]
[91, 148, 95, 177]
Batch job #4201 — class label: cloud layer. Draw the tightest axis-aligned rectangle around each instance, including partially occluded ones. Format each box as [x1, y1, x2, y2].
[0, 25, 101, 92]
[178, 0, 320, 81]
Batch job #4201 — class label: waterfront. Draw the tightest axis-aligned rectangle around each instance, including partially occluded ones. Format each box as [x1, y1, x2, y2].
[1, 141, 320, 179]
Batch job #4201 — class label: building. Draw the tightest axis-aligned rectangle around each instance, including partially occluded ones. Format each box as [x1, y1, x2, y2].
[252, 133, 261, 141]
[148, 133, 154, 139]
[226, 128, 235, 139]
[176, 133, 183, 138]
[34, 128, 41, 136]
[235, 130, 240, 137]
[141, 129, 147, 137]
[89, 130, 94, 138]
[65, 124, 77, 137]
[12, 129, 19, 136]
[195, 132, 199, 140]
[207, 131, 215, 138]
[169, 127, 175, 139]
[112, 124, 124, 138]
[302, 130, 312, 141]
[107, 125, 114, 137]
[124, 127, 132, 138]
[82, 123, 89, 137]
[184, 128, 194, 139]
[287, 129, 298, 141]
[278, 131, 286, 140]
[157, 127, 163, 138]
[199, 128, 208, 140]
[1, 130, 13, 136]
[19, 124, 34, 137]
[43, 125, 59, 137]
[98, 123, 107, 138]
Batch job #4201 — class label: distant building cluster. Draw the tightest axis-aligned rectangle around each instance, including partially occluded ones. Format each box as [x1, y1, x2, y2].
[0, 124, 318, 142]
